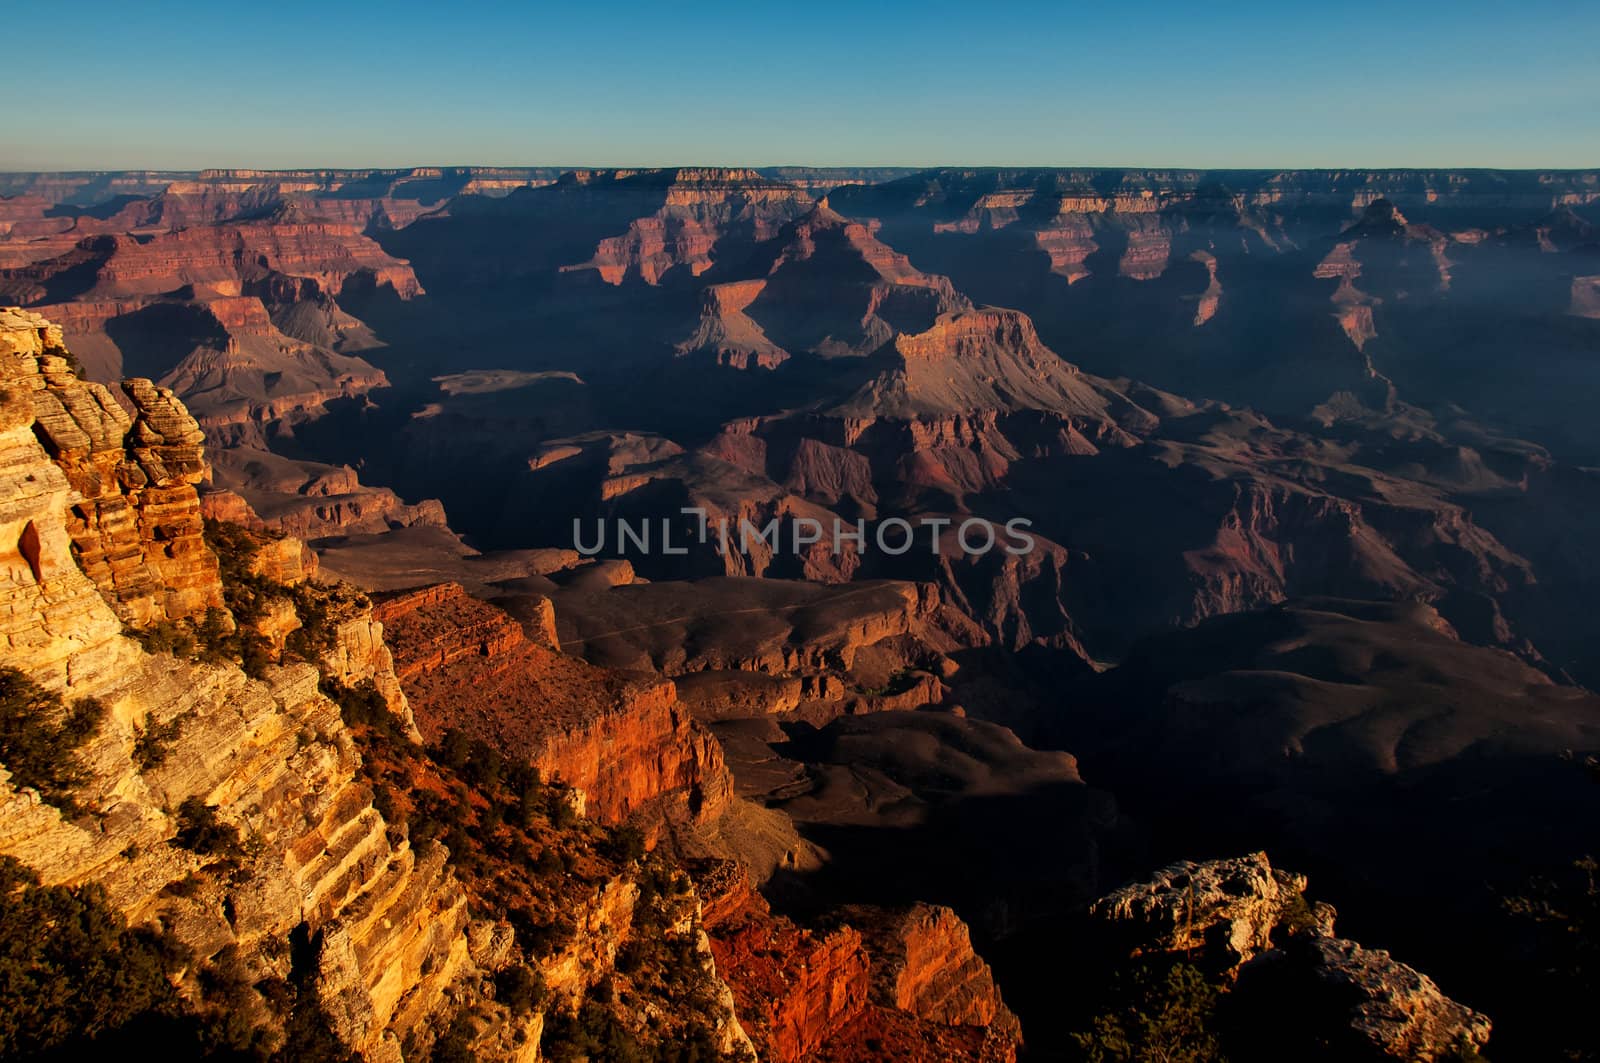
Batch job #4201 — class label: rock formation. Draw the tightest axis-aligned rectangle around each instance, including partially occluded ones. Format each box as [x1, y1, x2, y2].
[1089, 852, 1311, 968]
[0, 310, 491, 1060]
[698, 861, 1022, 1062]
[848, 902, 1020, 1035]
[563, 167, 815, 285]
[672, 199, 969, 365]
[4, 307, 225, 628]
[1091, 852, 1493, 1061]
[374, 582, 733, 825]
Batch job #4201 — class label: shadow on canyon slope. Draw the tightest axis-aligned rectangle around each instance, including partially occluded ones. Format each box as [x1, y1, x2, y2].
[720, 708, 1135, 1059]
[1043, 597, 1600, 1059]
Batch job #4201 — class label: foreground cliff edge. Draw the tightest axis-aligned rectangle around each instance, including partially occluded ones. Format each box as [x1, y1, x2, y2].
[0, 306, 744, 1060]
[0, 307, 1033, 1061]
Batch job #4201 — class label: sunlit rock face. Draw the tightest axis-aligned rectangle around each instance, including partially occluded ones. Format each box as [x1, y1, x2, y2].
[0, 310, 484, 1061]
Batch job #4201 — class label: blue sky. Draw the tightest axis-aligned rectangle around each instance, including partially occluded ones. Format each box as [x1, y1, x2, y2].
[3, 0, 1596, 170]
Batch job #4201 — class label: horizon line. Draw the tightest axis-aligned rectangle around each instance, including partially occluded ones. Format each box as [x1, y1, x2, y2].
[5, 162, 1600, 177]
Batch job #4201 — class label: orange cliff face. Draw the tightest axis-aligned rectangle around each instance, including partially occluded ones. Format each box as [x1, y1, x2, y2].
[694, 858, 872, 1062]
[850, 902, 1020, 1033]
[696, 860, 1023, 1063]
[374, 582, 732, 824]
[4, 308, 226, 628]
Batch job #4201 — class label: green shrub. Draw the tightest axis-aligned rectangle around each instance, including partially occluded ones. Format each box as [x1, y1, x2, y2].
[1072, 960, 1227, 1063]
[0, 854, 195, 1057]
[134, 715, 183, 771]
[43, 342, 87, 381]
[0, 666, 106, 813]
[322, 677, 412, 750]
[512, 910, 577, 957]
[431, 1011, 479, 1063]
[199, 518, 371, 676]
[129, 619, 197, 658]
[533, 848, 565, 877]
[602, 826, 647, 866]
[437, 728, 472, 772]
[1275, 890, 1322, 938]
[541, 999, 647, 1063]
[171, 796, 243, 860]
[203, 518, 268, 585]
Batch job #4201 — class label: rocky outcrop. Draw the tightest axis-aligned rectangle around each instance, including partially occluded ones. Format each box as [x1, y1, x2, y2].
[4, 307, 226, 628]
[1267, 936, 1496, 1062]
[375, 582, 523, 681]
[0, 312, 139, 690]
[675, 279, 791, 369]
[700, 863, 872, 1061]
[246, 526, 321, 583]
[537, 872, 753, 1060]
[565, 168, 814, 285]
[1090, 851, 1309, 969]
[1092, 853, 1492, 1061]
[0, 658, 477, 1062]
[15, 219, 423, 302]
[664, 199, 968, 365]
[553, 576, 942, 677]
[323, 607, 417, 737]
[208, 447, 449, 540]
[699, 862, 1021, 1062]
[856, 307, 1116, 420]
[850, 903, 1019, 1035]
[0, 316, 498, 1061]
[375, 582, 733, 824]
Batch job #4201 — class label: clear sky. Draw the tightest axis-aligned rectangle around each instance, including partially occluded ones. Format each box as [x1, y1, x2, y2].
[3, 0, 1596, 171]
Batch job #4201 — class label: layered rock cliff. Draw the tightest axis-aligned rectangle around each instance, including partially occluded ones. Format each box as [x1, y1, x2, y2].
[4, 307, 225, 628]
[849, 902, 1019, 1035]
[0, 310, 490, 1060]
[698, 861, 1022, 1062]
[374, 582, 733, 825]
[563, 167, 814, 285]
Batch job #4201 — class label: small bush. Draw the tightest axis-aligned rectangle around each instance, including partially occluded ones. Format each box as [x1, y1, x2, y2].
[513, 911, 577, 957]
[432, 1011, 480, 1063]
[602, 826, 647, 866]
[0, 854, 195, 1057]
[323, 677, 408, 745]
[171, 797, 243, 860]
[134, 715, 183, 771]
[438, 728, 472, 773]
[128, 619, 197, 659]
[0, 667, 106, 813]
[1276, 891, 1323, 938]
[533, 848, 565, 877]
[549, 790, 579, 830]
[1072, 960, 1227, 1063]
[541, 998, 656, 1063]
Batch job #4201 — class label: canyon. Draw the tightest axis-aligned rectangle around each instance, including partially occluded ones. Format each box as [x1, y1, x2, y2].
[3, 162, 1600, 1060]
